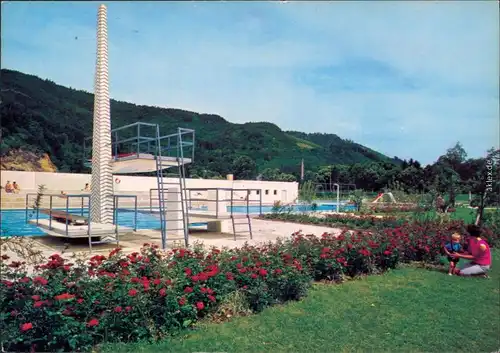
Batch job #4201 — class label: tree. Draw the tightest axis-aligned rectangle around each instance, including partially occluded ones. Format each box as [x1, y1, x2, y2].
[261, 168, 280, 181]
[395, 166, 424, 193]
[349, 162, 383, 191]
[433, 145, 463, 209]
[231, 155, 257, 180]
[279, 173, 297, 182]
[260, 168, 296, 182]
[330, 165, 339, 185]
[438, 142, 467, 171]
[469, 148, 500, 225]
[304, 170, 318, 183]
[349, 189, 364, 212]
[298, 181, 316, 203]
[316, 166, 334, 191]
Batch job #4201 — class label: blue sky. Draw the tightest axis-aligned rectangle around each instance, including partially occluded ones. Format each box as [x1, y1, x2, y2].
[2, 1, 499, 165]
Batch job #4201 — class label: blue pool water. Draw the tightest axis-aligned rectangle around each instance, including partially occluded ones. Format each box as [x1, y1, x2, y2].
[1, 203, 354, 237]
[228, 203, 354, 214]
[0, 209, 207, 237]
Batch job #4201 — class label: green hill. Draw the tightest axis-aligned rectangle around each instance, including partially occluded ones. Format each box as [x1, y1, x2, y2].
[0, 69, 396, 177]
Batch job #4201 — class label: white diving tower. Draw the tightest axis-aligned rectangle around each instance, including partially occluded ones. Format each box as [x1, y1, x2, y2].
[84, 122, 195, 249]
[29, 3, 256, 251]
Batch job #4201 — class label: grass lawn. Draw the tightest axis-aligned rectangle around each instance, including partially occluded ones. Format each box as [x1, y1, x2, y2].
[369, 207, 493, 224]
[450, 207, 476, 223]
[437, 207, 496, 224]
[455, 193, 474, 202]
[101, 252, 500, 353]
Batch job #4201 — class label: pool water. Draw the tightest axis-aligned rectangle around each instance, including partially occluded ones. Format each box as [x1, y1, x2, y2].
[0, 208, 174, 237]
[1, 203, 354, 237]
[228, 203, 354, 214]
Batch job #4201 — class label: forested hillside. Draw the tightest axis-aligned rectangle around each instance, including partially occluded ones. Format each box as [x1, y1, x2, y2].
[1, 69, 396, 178]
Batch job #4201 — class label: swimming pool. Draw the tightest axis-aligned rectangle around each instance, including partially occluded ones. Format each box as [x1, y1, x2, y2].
[0, 208, 174, 237]
[0, 203, 354, 237]
[228, 203, 355, 214]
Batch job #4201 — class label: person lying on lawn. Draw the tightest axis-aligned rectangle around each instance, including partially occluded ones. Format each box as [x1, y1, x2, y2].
[444, 224, 491, 277]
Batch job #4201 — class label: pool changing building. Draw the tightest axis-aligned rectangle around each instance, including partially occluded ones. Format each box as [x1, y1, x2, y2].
[0, 171, 299, 209]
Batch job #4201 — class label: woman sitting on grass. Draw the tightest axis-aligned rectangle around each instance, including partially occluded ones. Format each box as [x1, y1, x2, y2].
[445, 224, 492, 277]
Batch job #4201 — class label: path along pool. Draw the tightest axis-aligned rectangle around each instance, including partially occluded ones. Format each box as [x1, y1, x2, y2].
[1, 203, 353, 237]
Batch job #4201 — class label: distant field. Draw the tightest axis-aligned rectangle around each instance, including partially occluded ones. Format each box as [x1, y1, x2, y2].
[286, 134, 321, 150]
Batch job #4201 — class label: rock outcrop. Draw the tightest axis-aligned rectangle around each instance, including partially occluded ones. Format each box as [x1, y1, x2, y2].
[0, 149, 58, 172]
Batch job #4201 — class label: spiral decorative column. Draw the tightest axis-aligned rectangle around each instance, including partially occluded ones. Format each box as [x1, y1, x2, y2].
[90, 4, 113, 224]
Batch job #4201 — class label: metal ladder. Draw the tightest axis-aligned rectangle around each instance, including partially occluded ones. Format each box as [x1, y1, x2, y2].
[230, 215, 253, 240]
[229, 191, 253, 240]
[155, 126, 190, 249]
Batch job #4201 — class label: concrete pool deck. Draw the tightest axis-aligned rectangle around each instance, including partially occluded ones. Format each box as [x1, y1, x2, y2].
[0, 219, 342, 273]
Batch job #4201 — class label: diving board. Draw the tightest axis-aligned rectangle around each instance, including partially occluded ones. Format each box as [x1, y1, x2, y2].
[29, 219, 133, 238]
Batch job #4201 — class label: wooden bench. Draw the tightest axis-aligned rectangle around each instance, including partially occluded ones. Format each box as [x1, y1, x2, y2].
[39, 209, 88, 226]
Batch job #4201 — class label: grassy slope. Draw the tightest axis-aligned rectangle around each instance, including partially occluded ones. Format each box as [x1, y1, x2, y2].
[102, 252, 500, 353]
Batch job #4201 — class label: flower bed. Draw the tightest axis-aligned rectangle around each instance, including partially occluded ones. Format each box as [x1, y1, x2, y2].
[0, 244, 311, 352]
[1, 221, 499, 352]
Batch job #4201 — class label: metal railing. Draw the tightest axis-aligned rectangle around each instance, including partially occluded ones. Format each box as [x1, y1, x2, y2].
[25, 193, 91, 237]
[113, 194, 138, 232]
[26, 193, 139, 239]
[84, 122, 195, 164]
[149, 187, 263, 219]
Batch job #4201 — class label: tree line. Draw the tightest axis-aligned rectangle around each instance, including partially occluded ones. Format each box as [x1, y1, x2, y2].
[258, 142, 499, 207]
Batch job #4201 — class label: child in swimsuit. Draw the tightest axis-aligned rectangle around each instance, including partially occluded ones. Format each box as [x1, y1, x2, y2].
[444, 233, 462, 275]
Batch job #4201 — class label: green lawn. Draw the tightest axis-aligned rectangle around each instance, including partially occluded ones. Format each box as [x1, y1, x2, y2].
[101, 252, 500, 353]
[450, 207, 476, 223]
[369, 207, 490, 224]
[455, 193, 472, 202]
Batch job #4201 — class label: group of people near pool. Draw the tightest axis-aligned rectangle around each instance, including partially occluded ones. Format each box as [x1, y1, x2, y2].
[3, 181, 90, 196]
[444, 224, 492, 277]
[3, 180, 21, 194]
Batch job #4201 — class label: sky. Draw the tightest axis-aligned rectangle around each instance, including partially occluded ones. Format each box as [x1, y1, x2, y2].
[2, 1, 499, 165]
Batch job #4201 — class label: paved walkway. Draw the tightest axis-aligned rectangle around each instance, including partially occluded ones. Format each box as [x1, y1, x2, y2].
[1, 219, 342, 273]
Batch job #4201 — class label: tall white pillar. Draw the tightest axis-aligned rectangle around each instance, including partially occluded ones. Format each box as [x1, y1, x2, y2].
[207, 190, 229, 216]
[90, 4, 113, 224]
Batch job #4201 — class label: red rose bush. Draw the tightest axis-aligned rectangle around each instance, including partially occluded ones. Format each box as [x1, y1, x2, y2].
[0, 243, 311, 352]
[1, 220, 498, 352]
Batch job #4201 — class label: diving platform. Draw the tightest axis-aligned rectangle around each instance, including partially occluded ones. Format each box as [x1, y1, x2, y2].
[83, 122, 195, 175]
[28, 219, 132, 238]
[85, 153, 192, 174]
[25, 193, 138, 249]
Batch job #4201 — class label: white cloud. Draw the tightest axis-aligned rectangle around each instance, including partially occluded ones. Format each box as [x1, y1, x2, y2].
[2, 1, 498, 164]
